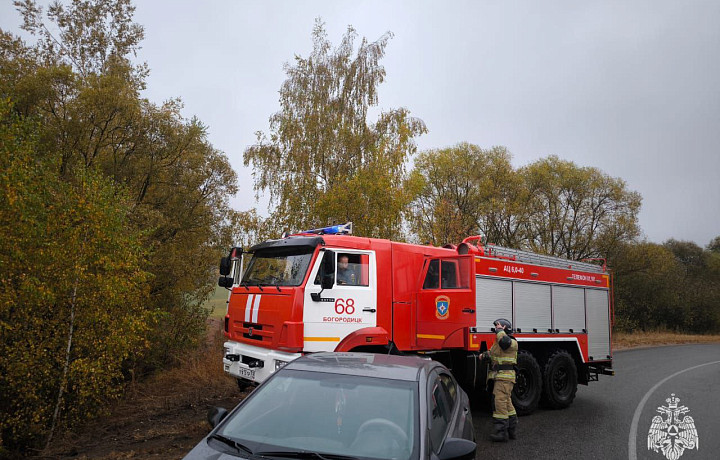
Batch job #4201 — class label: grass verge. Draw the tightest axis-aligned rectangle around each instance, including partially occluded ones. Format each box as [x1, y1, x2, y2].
[46, 319, 244, 460]
[613, 330, 720, 350]
[204, 285, 230, 319]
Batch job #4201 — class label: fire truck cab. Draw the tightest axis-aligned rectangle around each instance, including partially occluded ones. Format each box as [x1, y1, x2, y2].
[219, 223, 614, 414]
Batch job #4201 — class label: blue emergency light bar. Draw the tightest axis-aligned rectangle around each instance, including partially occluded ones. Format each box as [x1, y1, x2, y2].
[298, 222, 353, 235]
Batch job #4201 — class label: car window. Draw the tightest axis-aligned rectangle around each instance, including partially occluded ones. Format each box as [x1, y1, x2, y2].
[439, 373, 457, 406]
[429, 373, 453, 452]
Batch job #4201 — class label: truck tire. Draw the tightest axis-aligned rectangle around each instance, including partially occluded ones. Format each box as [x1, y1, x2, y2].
[540, 349, 578, 409]
[512, 350, 542, 415]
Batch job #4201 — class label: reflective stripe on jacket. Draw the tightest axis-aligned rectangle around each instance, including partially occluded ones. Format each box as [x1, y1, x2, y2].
[488, 330, 518, 382]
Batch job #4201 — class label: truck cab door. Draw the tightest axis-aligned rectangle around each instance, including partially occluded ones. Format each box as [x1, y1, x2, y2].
[416, 256, 475, 349]
[303, 249, 377, 352]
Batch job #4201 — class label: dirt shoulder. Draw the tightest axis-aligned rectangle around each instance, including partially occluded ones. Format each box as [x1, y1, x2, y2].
[613, 331, 720, 350]
[45, 320, 247, 460]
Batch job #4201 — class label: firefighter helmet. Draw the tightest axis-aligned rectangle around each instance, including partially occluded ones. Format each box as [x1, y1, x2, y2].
[494, 318, 513, 332]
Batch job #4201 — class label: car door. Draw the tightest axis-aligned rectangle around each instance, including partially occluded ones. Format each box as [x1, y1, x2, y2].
[437, 372, 474, 442]
[427, 369, 456, 455]
[303, 249, 377, 352]
[427, 367, 474, 456]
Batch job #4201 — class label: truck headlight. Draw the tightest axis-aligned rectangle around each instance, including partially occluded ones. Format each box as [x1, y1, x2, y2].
[275, 360, 288, 371]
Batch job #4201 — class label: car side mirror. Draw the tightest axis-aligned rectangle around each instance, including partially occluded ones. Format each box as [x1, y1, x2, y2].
[219, 256, 232, 276]
[207, 407, 229, 428]
[438, 438, 476, 460]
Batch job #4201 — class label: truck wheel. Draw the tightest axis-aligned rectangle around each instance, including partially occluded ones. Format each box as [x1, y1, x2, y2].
[512, 351, 542, 415]
[540, 349, 578, 409]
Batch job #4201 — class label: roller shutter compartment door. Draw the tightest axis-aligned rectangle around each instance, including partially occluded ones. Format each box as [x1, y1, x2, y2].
[586, 289, 610, 360]
[552, 286, 586, 332]
[514, 282, 551, 332]
[475, 277, 512, 332]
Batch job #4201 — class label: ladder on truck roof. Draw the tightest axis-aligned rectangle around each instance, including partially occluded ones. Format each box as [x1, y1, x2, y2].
[485, 244, 605, 274]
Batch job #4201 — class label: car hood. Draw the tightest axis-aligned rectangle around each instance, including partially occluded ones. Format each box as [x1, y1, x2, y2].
[183, 438, 249, 460]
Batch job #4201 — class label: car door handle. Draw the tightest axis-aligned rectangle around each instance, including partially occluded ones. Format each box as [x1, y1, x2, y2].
[363, 308, 376, 313]
[462, 308, 475, 314]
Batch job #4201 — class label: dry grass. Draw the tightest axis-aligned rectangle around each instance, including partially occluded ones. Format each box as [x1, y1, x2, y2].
[45, 319, 245, 460]
[613, 330, 720, 350]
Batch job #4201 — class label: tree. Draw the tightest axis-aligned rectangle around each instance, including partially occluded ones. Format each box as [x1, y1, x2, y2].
[244, 19, 426, 238]
[407, 143, 521, 246]
[609, 242, 683, 332]
[407, 148, 640, 259]
[706, 235, 720, 253]
[663, 239, 704, 276]
[4, 0, 239, 369]
[15, 0, 146, 79]
[609, 238, 720, 334]
[229, 209, 271, 249]
[1, 0, 239, 450]
[520, 156, 641, 260]
[662, 239, 720, 333]
[0, 99, 151, 449]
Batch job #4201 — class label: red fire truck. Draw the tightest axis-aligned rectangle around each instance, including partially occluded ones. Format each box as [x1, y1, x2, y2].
[218, 223, 614, 414]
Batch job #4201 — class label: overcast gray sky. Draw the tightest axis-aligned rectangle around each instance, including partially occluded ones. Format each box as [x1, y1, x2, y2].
[2, 1, 719, 246]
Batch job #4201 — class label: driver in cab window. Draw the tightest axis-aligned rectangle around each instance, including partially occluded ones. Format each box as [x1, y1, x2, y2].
[337, 254, 357, 285]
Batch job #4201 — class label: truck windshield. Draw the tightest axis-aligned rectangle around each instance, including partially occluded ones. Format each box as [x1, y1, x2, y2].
[241, 248, 314, 287]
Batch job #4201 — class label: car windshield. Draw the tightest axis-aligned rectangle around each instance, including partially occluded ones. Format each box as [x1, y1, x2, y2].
[217, 369, 419, 460]
[241, 248, 314, 287]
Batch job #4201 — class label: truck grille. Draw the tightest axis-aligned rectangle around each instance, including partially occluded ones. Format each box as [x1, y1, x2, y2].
[242, 322, 263, 341]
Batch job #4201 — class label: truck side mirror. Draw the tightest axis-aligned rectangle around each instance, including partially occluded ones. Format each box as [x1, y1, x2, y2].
[322, 250, 335, 289]
[218, 276, 233, 288]
[219, 256, 231, 276]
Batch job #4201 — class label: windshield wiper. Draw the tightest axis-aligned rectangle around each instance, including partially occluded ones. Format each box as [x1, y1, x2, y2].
[258, 283, 282, 292]
[257, 451, 360, 460]
[244, 281, 264, 292]
[208, 433, 255, 457]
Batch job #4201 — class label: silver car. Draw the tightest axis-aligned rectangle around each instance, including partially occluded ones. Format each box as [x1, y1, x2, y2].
[184, 352, 476, 460]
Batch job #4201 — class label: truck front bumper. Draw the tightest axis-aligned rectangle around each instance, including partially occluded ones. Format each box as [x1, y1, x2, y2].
[222, 341, 302, 384]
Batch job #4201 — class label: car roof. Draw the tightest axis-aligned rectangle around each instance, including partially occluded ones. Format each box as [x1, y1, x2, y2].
[284, 352, 439, 381]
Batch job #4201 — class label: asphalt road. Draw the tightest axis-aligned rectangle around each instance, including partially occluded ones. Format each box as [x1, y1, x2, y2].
[471, 344, 720, 460]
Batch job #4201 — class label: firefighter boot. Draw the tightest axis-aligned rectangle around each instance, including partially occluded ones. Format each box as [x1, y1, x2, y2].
[508, 415, 518, 440]
[490, 418, 509, 442]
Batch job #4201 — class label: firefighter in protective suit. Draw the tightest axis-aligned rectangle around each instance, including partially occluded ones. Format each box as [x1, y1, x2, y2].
[481, 318, 518, 442]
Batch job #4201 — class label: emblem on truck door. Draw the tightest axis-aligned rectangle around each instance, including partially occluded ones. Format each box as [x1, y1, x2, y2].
[435, 296, 450, 320]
